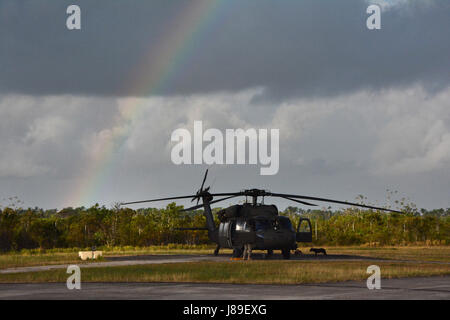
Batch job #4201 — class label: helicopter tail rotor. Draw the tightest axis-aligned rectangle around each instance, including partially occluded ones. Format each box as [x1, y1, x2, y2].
[192, 169, 211, 205]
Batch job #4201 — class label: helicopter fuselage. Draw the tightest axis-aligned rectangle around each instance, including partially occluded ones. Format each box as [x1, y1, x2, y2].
[121, 171, 402, 259]
[200, 201, 312, 258]
[216, 216, 297, 250]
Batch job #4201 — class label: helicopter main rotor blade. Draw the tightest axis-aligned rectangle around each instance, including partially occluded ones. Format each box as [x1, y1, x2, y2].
[181, 195, 239, 212]
[121, 192, 241, 207]
[278, 196, 318, 207]
[208, 192, 243, 197]
[121, 188, 401, 213]
[120, 195, 197, 206]
[270, 193, 403, 213]
[200, 169, 208, 191]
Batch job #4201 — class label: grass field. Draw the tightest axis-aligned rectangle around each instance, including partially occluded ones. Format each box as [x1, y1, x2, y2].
[0, 260, 449, 284]
[319, 246, 450, 262]
[1, 245, 449, 270]
[1, 245, 449, 285]
[0, 245, 222, 269]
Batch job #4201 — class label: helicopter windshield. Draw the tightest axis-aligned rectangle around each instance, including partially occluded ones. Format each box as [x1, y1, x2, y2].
[277, 217, 295, 232]
[255, 220, 271, 231]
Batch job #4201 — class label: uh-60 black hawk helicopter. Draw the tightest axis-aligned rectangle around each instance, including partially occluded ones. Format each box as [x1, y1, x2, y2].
[121, 170, 402, 259]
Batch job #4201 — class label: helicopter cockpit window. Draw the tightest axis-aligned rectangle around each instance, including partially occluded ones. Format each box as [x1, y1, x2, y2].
[298, 219, 311, 233]
[235, 220, 252, 232]
[278, 217, 295, 232]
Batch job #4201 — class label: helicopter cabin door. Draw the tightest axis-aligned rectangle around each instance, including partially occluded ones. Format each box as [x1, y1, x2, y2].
[296, 218, 312, 242]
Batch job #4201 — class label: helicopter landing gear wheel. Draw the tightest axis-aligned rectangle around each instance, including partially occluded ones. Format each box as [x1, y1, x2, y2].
[282, 249, 291, 260]
[214, 245, 220, 256]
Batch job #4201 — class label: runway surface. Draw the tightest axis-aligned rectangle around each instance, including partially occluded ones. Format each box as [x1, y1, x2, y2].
[0, 254, 224, 274]
[0, 276, 449, 299]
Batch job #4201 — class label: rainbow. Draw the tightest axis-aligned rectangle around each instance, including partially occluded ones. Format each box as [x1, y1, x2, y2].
[63, 1, 226, 208]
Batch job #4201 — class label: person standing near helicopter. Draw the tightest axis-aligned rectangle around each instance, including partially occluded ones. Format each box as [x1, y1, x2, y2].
[243, 220, 255, 260]
[243, 242, 253, 260]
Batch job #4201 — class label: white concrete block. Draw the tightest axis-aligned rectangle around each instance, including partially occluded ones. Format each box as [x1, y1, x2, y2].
[79, 251, 103, 260]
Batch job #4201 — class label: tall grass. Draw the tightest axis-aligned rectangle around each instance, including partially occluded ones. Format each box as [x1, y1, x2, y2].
[1, 260, 449, 284]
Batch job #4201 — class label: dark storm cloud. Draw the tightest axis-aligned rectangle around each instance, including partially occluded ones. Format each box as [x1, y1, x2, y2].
[0, 0, 449, 211]
[0, 0, 449, 98]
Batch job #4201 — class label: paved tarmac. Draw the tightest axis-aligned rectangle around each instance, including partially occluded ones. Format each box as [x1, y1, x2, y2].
[0, 276, 449, 299]
[0, 254, 223, 274]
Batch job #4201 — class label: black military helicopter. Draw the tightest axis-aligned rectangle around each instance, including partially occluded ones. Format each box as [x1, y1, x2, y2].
[121, 170, 402, 259]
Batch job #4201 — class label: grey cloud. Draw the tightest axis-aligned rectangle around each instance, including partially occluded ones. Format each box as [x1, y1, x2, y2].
[0, 0, 448, 211]
[0, 95, 119, 178]
[0, 0, 449, 99]
[0, 85, 449, 209]
[367, 0, 438, 12]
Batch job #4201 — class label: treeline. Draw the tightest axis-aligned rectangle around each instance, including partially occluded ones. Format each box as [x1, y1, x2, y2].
[282, 207, 449, 246]
[0, 202, 449, 252]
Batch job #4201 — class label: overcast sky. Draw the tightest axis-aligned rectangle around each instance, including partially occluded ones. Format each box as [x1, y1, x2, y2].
[0, 0, 449, 210]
